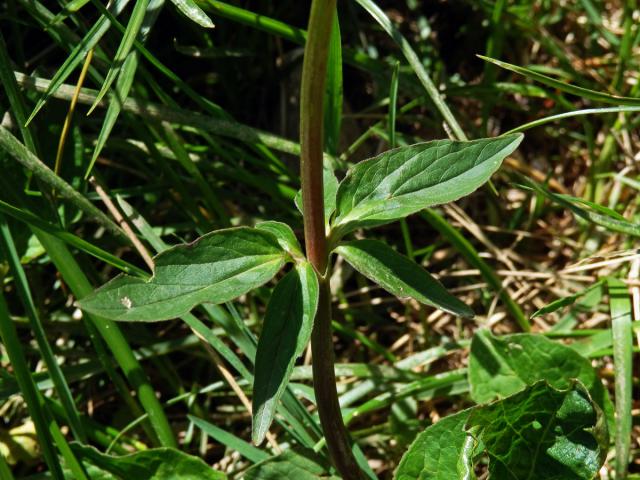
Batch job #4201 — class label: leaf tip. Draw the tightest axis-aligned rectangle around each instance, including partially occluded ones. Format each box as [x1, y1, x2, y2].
[251, 416, 267, 447]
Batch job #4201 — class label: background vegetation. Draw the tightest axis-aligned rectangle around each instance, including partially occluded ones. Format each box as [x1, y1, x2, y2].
[0, 0, 638, 478]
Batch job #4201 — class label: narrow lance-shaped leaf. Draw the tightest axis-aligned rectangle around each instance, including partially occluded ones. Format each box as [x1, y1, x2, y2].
[169, 0, 215, 28]
[88, 0, 165, 177]
[331, 134, 523, 237]
[335, 239, 474, 318]
[25, 0, 132, 125]
[467, 381, 607, 480]
[79, 228, 287, 322]
[252, 262, 319, 444]
[88, 0, 151, 113]
[607, 278, 633, 477]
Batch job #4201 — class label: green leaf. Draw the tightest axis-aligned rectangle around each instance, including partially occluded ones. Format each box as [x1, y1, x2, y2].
[295, 165, 340, 225]
[395, 409, 475, 480]
[335, 239, 473, 318]
[71, 444, 226, 480]
[397, 382, 607, 480]
[169, 0, 215, 28]
[256, 221, 303, 258]
[478, 55, 640, 106]
[607, 278, 633, 477]
[532, 280, 605, 319]
[88, 0, 166, 178]
[25, 0, 132, 125]
[252, 262, 319, 444]
[79, 227, 287, 321]
[331, 134, 523, 237]
[188, 415, 269, 464]
[467, 381, 607, 480]
[521, 178, 640, 237]
[468, 330, 610, 418]
[323, 11, 342, 157]
[88, 0, 151, 113]
[243, 449, 338, 480]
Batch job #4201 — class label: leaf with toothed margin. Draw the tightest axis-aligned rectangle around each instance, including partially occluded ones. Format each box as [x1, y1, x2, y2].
[78, 227, 287, 322]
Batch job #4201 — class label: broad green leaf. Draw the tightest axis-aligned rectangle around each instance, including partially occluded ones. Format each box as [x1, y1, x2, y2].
[335, 239, 473, 318]
[256, 221, 303, 258]
[468, 330, 610, 419]
[295, 166, 340, 225]
[71, 444, 226, 480]
[467, 381, 607, 480]
[252, 262, 319, 444]
[395, 409, 475, 480]
[331, 134, 523, 237]
[244, 450, 338, 480]
[79, 227, 286, 321]
[169, 0, 215, 28]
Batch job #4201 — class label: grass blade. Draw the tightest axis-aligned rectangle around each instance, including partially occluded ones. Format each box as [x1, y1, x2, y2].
[0, 216, 87, 443]
[505, 106, 640, 135]
[189, 415, 270, 463]
[607, 278, 633, 478]
[323, 9, 342, 157]
[169, 0, 214, 28]
[478, 55, 640, 106]
[0, 31, 38, 152]
[25, 0, 132, 125]
[16, 72, 305, 159]
[87, 0, 163, 178]
[521, 177, 640, 237]
[88, 0, 151, 113]
[355, 0, 467, 141]
[0, 197, 146, 276]
[0, 293, 66, 479]
[388, 61, 399, 149]
[0, 126, 127, 242]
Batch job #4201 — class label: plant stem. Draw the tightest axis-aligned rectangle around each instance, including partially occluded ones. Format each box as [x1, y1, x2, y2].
[311, 278, 362, 479]
[300, 1, 362, 478]
[300, 0, 333, 272]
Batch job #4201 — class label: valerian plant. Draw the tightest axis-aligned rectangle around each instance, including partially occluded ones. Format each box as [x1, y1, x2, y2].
[79, 3, 608, 480]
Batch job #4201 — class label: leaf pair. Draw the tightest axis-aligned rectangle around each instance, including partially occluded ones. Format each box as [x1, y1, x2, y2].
[79, 223, 316, 445]
[316, 134, 523, 319]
